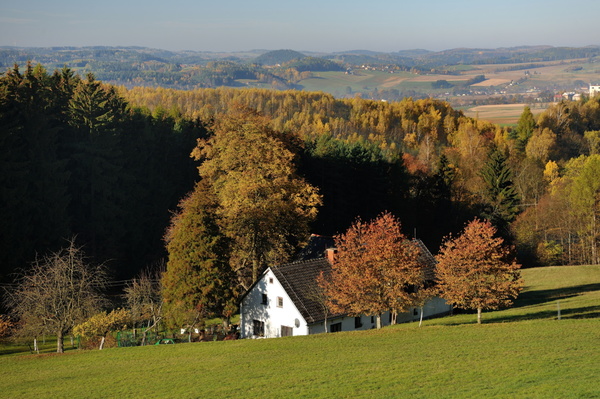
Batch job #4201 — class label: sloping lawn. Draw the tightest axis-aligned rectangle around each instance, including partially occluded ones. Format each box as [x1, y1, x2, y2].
[1, 266, 599, 398]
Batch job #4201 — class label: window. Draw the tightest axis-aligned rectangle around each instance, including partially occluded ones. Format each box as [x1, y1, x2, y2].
[281, 326, 293, 337]
[276, 296, 283, 308]
[253, 320, 265, 336]
[269, 277, 274, 284]
[354, 316, 363, 328]
[330, 322, 342, 333]
[261, 294, 268, 305]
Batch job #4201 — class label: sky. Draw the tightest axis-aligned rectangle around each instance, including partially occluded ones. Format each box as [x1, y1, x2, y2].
[1, 0, 599, 53]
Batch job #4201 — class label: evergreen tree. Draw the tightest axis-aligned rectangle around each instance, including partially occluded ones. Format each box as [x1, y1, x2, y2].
[66, 73, 128, 262]
[515, 106, 536, 151]
[0, 64, 71, 280]
[480, 148, 520, 234]
[162, 180, 237, 330]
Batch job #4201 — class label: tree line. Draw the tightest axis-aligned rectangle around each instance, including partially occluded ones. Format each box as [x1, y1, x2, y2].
[0, 63, 202, 284]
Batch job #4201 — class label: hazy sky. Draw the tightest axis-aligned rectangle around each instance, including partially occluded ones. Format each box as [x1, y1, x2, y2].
[1, 0, 598, 52]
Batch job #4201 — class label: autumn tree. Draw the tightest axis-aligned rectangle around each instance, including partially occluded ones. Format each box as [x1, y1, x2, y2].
[436, 218, 523, 324]
[4, 239, 107, 353]
[319, 212, 427, 328]
[192, 106, 322, 289]
[567, 154, 600, 264]
[73, 308, 129, 350]
[162, 180, 237, 334]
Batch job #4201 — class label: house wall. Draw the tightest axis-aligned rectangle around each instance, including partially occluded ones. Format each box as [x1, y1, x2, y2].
[240, 269, 309, 339]
[307, 297, 452, 334]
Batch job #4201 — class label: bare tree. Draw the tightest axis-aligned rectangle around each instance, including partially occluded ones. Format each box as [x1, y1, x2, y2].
[124, 264, 164, 345]
[4, 238, 107, 353]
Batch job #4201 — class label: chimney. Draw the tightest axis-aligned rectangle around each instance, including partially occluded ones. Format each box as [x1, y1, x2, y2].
[325, 248, 337, 263]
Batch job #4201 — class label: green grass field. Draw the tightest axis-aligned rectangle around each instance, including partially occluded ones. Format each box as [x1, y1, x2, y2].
[1, 265, 599, 398]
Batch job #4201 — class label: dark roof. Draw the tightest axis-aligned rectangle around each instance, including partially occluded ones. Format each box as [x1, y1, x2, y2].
[271, 257, 336, 324]
[413, 239, 437, 281]
[269, 239, 436, 325]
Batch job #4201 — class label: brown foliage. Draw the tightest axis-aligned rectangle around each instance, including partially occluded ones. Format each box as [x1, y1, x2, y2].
[436, 218, 522, 323]
[319, 212, 427, 328]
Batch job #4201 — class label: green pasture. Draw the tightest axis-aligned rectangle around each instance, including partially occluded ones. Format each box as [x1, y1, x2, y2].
[1, 265, 599, 398]
[298, 70, 418, 95]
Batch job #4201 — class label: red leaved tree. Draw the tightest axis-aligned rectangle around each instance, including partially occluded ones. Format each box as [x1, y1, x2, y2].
[318, 212, 427, 329]
[436, 218, 523, 324]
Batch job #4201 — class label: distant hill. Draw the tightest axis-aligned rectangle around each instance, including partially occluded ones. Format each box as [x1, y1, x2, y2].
[253, 49, 306, 65]
[328, 52, 416, 66]
[285, 57, 344, 72]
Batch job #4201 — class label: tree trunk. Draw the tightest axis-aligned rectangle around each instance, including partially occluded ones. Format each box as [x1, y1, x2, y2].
[56, 329, 64, 353]
[419, 306, 424, 327]
[376, 314, 382, 329]
[477, 307, 482, 324]
[99, 336, 105, 350]
[34, 338, 39, 354]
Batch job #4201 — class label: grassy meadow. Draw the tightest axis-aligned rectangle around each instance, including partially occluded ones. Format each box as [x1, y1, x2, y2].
[1, 265, 599, 398]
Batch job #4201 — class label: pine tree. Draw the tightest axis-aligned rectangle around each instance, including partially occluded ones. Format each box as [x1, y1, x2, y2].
[515, 106, 536, 151]
[480, 148, 520, 234]
[162, 180, 237, 330]
[0, 63, 71, 280]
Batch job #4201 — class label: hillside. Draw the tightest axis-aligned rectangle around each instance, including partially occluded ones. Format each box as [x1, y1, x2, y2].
[2, 45, 598, 107]
[2, 265, 598, 398]
[253, 49, 306, 65]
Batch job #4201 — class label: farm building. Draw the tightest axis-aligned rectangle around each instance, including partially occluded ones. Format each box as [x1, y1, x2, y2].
[239, 239, 451, 339]
[590, 85, 600, 98]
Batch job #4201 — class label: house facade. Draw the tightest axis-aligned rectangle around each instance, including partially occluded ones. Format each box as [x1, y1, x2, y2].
[239, 241, 452, 339]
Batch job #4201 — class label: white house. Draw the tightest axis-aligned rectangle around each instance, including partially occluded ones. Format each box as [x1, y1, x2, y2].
[239, 240, 452, 339]
[591, 85, 600, 98]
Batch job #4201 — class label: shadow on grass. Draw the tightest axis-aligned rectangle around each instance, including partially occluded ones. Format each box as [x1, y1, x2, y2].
[513, 283, 600, 308]
[488, 305, 600, 323]
[436, 283, 600, 326]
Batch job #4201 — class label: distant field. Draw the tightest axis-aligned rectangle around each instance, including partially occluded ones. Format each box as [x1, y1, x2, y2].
[293, 57, 598, 106]
[1, 265, 599, 398]
[464, 103, 548, 125]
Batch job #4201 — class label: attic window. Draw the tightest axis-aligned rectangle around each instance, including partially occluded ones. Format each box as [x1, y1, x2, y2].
[269, 277, 274, 284]
[261, 294, 268, 305]
[277, 297, 283, 308]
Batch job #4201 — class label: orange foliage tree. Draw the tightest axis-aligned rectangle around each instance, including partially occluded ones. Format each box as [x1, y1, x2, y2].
[435, 218, 523, 324]
[319, 212, 427, 328]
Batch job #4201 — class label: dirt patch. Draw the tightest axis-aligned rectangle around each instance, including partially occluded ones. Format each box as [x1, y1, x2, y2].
[381, 76, 409, 87]
[472, 78, 511, 87]
[464, 104, 547, 125]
